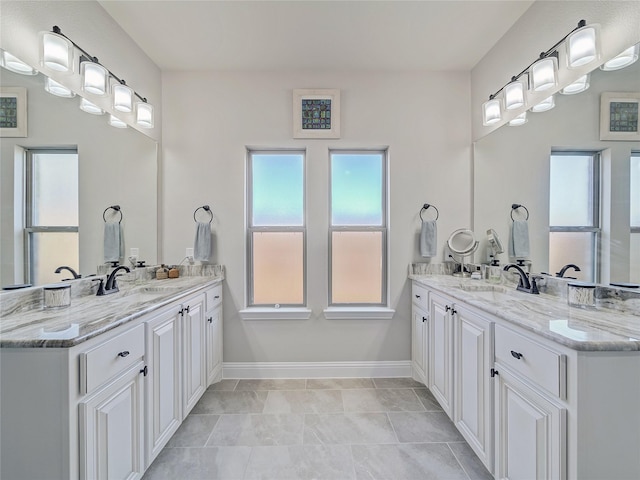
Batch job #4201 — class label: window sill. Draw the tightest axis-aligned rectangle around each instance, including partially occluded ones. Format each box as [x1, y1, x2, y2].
[239, 307, 312, 320]
[323, 307, 395, 320]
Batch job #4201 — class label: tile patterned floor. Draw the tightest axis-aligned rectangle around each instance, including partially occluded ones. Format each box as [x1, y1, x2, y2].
[143, 378, 493, 480]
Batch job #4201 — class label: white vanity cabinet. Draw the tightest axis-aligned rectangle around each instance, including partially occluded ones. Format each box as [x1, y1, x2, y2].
[411, 282, 429, 383]
[427, 290, 454, 417]
[181, 292, 207, 415]
[205, 283, 223, 386]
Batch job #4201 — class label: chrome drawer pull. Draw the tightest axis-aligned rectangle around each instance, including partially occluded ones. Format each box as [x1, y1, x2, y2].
[117, 351, 130, 358]
[510, 350, 523, 360]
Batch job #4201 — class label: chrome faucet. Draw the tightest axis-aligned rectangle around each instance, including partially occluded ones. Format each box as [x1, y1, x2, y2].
[504, 264, 540, 294]
[54, 265, 81, 280]
[100, 265, 130, 295]
[556, 263, 581, 278]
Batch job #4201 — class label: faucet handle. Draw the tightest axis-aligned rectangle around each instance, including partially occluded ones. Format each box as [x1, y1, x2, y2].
[530, 275, 542, 294]
[92, 278, 105, 296]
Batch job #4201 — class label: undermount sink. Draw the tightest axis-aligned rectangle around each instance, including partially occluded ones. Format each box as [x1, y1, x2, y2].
[456, 284, 515, 301]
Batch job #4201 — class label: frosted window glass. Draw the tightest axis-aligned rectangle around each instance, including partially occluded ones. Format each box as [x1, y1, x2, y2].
[252, 232, 304, 305]
[252, 154, 303, 226]
[30, 232, 79, 285]
[331, 231, 382, 304]
[549, 155, 593, 226]
[549, 232, 594, 282]
[331, 153, 383, 226]
[32, 153, 79, 226]
[631, 155, 640, 227]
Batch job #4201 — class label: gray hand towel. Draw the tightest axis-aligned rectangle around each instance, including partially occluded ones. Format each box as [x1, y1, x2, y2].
[194, 221, 212, 262]
[420, 220, 437, 257]
[509, 220, 530, 258]
[104, 222, 124, 262]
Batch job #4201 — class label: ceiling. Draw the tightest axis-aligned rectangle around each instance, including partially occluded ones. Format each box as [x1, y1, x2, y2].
[99, 0, 534, 72]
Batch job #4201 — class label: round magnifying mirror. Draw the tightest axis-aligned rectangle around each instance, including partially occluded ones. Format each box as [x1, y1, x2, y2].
[447, 229, 479, 277]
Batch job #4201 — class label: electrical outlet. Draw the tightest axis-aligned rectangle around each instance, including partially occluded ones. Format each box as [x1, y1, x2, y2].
[186, 247, 194, 263]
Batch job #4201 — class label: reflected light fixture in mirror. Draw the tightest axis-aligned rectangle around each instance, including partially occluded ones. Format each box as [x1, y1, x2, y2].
[0, 50, 37, 75]
[566, 24, 599, 68]
[504, 79, 525, 110]
[508, 111, 528, 126]
[113, 83, 133, 112]
[530, 95, 555, 112]
[531, 56, 558, 91]
[108, 114, 127, 128]
[136, 102, 154, 128]
[560, 74, 590, 95]
[41, 30, 73, 72]
[44, 77, 75, 98]
[482, 97, 502, 126]
[601, 43, 640, 71]
[81, 61, 108, 96]
[79, 97, 104, 115]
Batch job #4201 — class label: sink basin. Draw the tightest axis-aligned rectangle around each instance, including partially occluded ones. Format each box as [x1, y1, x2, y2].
[456, 284, 515, 301]
[138, 285, 184, 294]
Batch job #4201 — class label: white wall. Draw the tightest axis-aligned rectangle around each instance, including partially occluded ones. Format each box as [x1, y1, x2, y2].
[471, 1, 640, 140]
[162, 70, 472, 363]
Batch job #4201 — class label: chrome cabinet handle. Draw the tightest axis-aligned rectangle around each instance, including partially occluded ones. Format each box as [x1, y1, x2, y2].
[510, 350, 523, 360]
[117, 351, 130, 358]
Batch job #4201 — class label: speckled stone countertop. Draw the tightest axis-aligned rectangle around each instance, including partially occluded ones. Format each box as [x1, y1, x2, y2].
[409, 273, 640, 352]
[0, 268, 223, 348]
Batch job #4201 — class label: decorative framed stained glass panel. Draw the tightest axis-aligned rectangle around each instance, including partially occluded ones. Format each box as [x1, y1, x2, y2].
[0, 87, 27, 137]
[600, 92, 640, 141]
[293, 89, 340, 139]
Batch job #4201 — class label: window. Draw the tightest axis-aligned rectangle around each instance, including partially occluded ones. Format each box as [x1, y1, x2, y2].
[630, 152, 640, 282]
[247, 150, 305, 307]
[329, 150, 387, 306]
[548, 152, 600, 282]
[25, 149, 79, 285]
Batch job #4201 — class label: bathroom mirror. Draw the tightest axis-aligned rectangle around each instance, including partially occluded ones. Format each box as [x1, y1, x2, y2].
[447, 229, 479, 278]
[474, 45, 640, 285]
[0, 61, 158, 287]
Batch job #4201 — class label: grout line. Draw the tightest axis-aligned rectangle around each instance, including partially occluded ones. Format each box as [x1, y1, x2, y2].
[202, 413, 221, 448]
[446, 442, 473, 480]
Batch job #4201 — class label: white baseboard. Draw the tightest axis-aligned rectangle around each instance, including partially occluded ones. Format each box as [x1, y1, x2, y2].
[223, 361, 412, 379]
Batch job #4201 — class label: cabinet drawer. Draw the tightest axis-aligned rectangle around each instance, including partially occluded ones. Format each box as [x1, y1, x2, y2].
[412, 283, 428, 311]
[495, 324, 566, 399]
[80, 324, 145, 394]
[206, 284, 222, 310]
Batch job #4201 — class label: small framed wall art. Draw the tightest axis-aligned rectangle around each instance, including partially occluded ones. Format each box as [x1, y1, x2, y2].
[293, 88, 340, 139]
[600, 92, 640, 141]
[0, 87, 27, 138]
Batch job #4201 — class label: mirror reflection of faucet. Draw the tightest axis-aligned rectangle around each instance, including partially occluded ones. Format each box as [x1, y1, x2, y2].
[556, 264, 581, 278]
[54, 265, 81, 280]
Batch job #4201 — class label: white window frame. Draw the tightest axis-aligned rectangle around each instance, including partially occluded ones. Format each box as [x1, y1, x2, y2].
[324, 148, 394, 319]
[241, 148, 311, 320]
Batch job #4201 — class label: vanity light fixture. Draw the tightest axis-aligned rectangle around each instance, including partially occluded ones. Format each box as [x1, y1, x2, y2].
[0, 50, 37, 75]
[79, 98, 104, 115]
[600, 43, 639, 71]
[560, 74, 590, 95]
[508, 111, 528, 126]
[530, 95, 555, 113]
[44, 77, 76, 98]
[481, 20, 597, 127]
[40, 26, 154, 128]
[108, 115, 127, 128]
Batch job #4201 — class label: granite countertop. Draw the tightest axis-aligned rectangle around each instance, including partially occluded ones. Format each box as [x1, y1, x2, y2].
[0, 275, 222, 348]
[410, 274, 640, 352]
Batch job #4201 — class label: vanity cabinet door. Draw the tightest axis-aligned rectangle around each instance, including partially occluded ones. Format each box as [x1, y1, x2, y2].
[79, 361, 145, 480]
[494, 367, 566, 480]
[206, 304, 223, 386]
[453, 305, 493, 473]
[411, 305, 428, 384]
[428, 291, 454, 416]
[182, 293, 207, 416]
[145, 307, 182, 464]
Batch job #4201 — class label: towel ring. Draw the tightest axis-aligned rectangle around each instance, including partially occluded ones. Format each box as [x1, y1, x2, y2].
[194, 205, 213, 224]
[103, 205, 123, 224]
[420, 203, 439, 221]
[510, 203, 529, 221]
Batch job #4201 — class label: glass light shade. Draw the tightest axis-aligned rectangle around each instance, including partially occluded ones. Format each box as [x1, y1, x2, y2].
[504, 81, 526, 110]
[136, 102, 154, 128]
[482, 98, 502, 126]
[79, 98, 104, 115]
[81, 62, 108, 96]
[108, 115, 127, 128]
[560, 74, 590, 95]
[41, 32, 73, 72]
[567, 25, 598, 68]
[600, 44, 639, 71]
[531, 57, 557, 91]
[1, 51, 37, 75]
[44, 77, 75, 98]
[112, 83, 134, 112]
[508, 112, 528, 126]
[531, 95, 555, 112]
